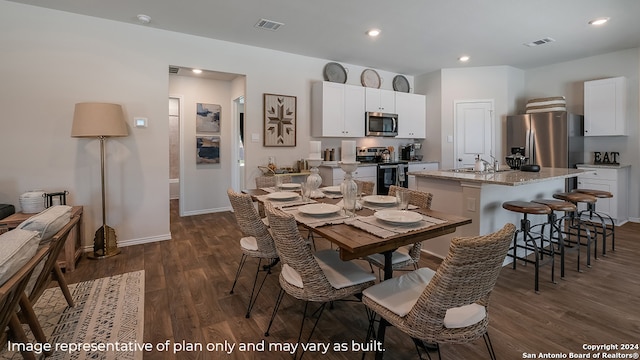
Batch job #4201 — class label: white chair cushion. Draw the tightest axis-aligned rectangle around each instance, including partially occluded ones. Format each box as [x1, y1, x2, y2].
[363, 267, 435, 317]
[281, 250, 376, 290]
[0, 228, 41, 285]
[17, 205, 72, 244]
[363, 267, 486, 328]
[314, 250, 376, 289]
[367, 246, 412, 266]
[240, 236, 258, 251]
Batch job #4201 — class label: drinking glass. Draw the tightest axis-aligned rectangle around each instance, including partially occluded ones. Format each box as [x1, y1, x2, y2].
[274, 176, 283, 191]
[396, 190, 409, 210]
[300, 181, 311, 202]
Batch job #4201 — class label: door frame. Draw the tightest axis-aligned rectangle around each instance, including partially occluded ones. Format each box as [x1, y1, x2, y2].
[169, 94, 186, 217]
[230, 96, 244, 191]
[453, 99, 495, 169]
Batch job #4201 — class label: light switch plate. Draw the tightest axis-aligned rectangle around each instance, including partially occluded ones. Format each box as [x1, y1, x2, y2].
[251, 133, 260, 142]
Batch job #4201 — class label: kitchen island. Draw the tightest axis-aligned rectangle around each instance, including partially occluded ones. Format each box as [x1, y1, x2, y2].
[408, 167, 592, 259]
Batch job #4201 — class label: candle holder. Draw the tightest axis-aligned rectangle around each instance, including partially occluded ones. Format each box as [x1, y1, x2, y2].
[305, 158, 324, 198]
[339, 161, 360, 217]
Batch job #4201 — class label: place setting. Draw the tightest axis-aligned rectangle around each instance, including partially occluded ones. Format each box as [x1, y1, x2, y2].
[284, 203, 350, 227]
[320, 185, 343, 198]
[257, 190, 315, 208]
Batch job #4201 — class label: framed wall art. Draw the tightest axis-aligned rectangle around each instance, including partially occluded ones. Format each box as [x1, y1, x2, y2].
[264, 93, 296, 147]
[196, 136, 220, 164]
[196, 103, 221, 133]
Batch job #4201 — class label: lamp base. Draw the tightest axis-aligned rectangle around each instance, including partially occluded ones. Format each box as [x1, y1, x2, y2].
[87, 225, 121, 259]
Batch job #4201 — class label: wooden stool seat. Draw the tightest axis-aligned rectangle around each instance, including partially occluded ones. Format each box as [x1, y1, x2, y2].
[553, 192, 597, 204]
[502, 201, 551, 215]
[532, 199, 576, 212]
[574, 189, 613, 198]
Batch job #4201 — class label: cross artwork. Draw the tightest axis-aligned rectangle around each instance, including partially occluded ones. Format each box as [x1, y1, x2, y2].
[264, 93, 296, 147]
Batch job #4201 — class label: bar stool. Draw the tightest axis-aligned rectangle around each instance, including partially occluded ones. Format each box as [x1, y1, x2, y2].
[573, 189, 615, 256]
[553, 192, 597, 267]
[502, 201, 554, 293]
[531, 199, 580, 278]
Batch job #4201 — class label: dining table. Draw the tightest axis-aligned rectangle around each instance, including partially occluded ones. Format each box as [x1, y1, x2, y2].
[243, 186, 472, 360]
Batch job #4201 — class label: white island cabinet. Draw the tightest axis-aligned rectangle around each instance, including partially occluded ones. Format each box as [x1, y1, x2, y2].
[576, 164, 630, 225]
[311, 81, 365, 137]
[409, 167, 592, 260]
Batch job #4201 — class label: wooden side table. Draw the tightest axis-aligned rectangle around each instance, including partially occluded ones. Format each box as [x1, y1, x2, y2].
[0, 206, 84, 272]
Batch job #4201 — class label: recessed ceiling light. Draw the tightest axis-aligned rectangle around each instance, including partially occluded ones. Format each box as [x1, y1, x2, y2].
[589, 17, 610, 26]
[192, 69, 202, 74]
[367, 29, 381, 37]
[136, 14, 151, 24]
[458, 56, 470, 62]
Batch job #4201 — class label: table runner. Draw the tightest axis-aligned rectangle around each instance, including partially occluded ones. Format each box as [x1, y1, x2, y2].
[283, 207, 350, 228]
[256, 194, 316, 208]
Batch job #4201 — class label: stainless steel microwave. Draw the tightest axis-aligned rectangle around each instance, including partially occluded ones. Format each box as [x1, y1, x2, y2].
[365, 112, 398, 137]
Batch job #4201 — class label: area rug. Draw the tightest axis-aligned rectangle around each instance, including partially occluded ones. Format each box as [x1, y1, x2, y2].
[1, 270, 144, 360]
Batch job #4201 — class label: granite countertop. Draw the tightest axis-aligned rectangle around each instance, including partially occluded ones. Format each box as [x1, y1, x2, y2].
[409, 167, 593, 186]
[576, 163, 631, 169]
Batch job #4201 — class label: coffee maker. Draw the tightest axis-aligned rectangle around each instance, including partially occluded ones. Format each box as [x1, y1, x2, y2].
[401, 144, 414, 161]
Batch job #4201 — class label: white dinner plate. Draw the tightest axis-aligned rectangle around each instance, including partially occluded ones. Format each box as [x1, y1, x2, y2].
[322, 186, 342, 194]
[297, 203, 341, 216]
[280, 183, 301, 190]
[362, 195, 397, 206]
[374, 210, 423, 225]
[267, 192, 299, 201]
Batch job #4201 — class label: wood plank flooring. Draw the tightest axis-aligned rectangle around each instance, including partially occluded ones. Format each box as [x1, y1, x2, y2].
[62, 200, 640, 359]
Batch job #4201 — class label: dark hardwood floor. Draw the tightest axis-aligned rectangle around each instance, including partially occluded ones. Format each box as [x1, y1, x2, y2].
[63, 200, 640, 359]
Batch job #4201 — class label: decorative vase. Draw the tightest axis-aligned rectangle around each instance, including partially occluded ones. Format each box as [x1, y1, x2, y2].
[305, 158, 324, 198]
[339, 161, 360, 217]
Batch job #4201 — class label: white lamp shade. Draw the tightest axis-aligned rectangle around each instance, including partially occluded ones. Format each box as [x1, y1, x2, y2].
[71, 102, 128, 137]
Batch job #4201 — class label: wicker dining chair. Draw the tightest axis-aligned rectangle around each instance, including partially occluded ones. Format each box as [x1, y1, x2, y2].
[354, 180, 375, 196]
[263, 202, 376, 358]
[362, 223, 516, 359]
[227, 189, 279, 318]
[366, 185, 434, 276]
[255, 175, 293, 218]
[1, 247, 50, 360]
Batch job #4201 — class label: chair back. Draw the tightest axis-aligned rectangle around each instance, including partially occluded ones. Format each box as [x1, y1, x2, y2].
[354, 180, 375, 196]
[27, 215, 80, 303]
[264, 202, 334, 295]
[255, 175, 292, 189]
[227, 189, 277, 256]
[0, 247, 49, 349]
[388, 185, 433, 209]
[405, 223, 516, 336]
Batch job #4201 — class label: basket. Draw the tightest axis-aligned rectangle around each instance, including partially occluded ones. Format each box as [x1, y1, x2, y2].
[505, 156, 528, 170]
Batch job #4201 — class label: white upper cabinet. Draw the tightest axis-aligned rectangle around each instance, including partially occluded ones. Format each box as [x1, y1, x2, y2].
[584, 76, 627, 136]
[311, 81, 365, 137]
[365, 88, 396, 113]
[395, 92, 426, 138]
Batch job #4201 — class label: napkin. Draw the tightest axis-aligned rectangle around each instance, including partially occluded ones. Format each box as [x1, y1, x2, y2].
[335, 199, 363, 210]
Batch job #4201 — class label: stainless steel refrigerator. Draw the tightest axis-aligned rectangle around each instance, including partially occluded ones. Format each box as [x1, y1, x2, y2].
[506, 111, 584, 188]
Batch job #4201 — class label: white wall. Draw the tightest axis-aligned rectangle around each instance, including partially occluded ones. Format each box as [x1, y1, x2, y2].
[524, 48, 640, 221]
[0, 1, 415, 247]
[437, 66, 525, 169]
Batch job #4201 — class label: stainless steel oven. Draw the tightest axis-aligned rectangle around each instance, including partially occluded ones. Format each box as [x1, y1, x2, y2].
[377, 162, 409, 195]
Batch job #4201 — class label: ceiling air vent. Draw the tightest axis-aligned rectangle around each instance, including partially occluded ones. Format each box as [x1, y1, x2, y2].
[523, 37, 556, 47]
[169, 66, 179, 74]
[255, 18, 284, 31]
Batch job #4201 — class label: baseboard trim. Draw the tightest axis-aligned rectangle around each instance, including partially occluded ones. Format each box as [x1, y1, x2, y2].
[182, 206, 232, 217]
[81, 233, 172, 252]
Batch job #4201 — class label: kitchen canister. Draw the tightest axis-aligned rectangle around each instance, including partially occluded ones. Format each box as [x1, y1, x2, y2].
[19, 190, 46, 214]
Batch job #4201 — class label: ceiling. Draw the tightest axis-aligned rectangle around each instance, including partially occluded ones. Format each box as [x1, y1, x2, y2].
[8, 0, 640, 76]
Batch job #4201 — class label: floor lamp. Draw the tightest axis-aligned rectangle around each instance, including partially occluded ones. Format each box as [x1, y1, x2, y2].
[71, 102, 128, 259]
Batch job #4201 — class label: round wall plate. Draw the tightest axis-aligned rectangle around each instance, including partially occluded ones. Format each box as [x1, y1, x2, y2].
[361, 69, 381, 88]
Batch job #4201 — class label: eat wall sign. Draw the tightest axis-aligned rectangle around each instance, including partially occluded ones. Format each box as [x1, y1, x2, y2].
[594, 151, 620, 165]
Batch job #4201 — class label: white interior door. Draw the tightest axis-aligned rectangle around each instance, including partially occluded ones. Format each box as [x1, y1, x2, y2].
[454, 100, 494, 169]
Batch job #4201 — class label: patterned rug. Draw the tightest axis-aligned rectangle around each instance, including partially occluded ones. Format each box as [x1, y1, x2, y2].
[1, 270, 144, 360]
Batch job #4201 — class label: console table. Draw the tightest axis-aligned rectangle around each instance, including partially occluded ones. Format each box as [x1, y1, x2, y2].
[0, 206, 83, 272]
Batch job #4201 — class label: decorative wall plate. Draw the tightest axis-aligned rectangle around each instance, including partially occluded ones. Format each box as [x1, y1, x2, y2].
[361, 69, 381, 88]
[392, 75, 410, 93]
[323, 62, 347, 83]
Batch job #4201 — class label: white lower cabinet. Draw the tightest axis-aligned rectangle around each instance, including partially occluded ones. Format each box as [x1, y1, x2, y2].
[576, 165, 629, 225]
[408, 162, 439, 189]
[318, 165, 377, 192]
